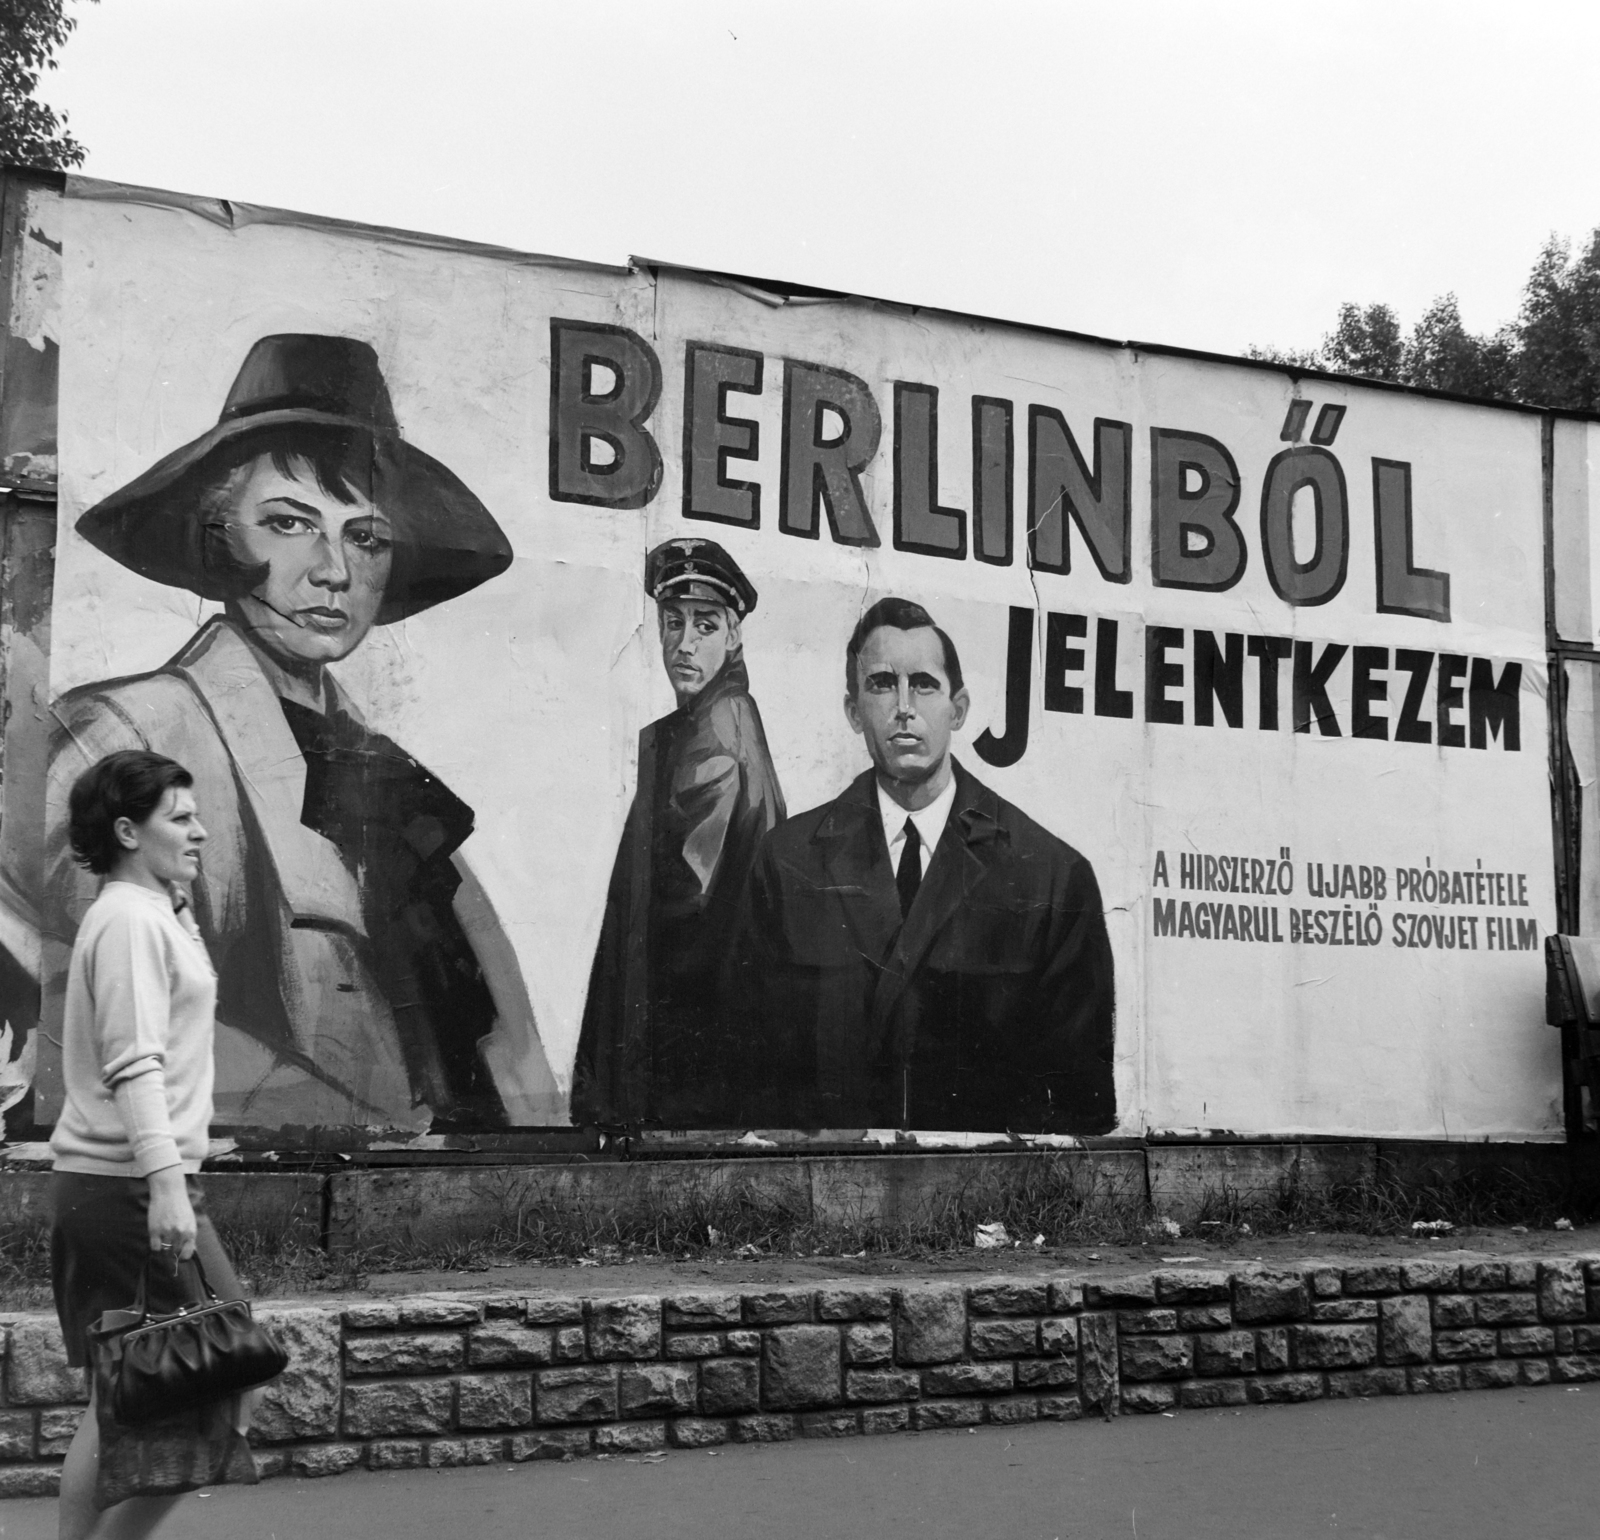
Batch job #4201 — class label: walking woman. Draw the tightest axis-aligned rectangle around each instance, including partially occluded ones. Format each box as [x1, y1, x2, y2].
[50, 749, 247, 1538]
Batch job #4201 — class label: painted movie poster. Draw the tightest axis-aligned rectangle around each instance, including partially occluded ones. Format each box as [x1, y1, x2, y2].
[0, 176, 1564, 1142]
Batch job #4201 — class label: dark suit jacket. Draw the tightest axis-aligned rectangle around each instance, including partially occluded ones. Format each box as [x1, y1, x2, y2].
[731, 760, 1114, 1134]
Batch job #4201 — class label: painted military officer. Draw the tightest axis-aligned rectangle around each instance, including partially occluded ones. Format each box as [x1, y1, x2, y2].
[573, 538, 785, 1126]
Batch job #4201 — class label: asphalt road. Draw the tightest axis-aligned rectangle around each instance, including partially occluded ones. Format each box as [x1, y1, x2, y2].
[2, 1385, 1596, 1540]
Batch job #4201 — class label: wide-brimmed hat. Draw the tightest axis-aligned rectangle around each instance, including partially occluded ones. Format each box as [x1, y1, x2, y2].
[75, 334, 513, 624]
[645, 537, 757, 617]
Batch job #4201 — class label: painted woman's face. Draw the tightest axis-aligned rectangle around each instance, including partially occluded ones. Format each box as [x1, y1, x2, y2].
[222, 453, 393, 670]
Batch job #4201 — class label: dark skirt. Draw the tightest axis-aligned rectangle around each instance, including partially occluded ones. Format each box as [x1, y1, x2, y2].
[51, 1172, 242, 1369]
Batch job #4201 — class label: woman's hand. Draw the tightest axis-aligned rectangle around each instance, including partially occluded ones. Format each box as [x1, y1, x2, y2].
[146, 1165, 198, 1261]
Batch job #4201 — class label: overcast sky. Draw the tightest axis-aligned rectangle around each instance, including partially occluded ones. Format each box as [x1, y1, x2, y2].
[39, 0, 1600, 358]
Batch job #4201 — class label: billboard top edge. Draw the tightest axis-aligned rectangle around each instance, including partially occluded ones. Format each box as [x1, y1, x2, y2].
[21, 165, 1598, 428]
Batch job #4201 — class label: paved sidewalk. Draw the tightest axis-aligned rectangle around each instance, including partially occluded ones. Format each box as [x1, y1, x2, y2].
[2, 1383, 1596, 1540]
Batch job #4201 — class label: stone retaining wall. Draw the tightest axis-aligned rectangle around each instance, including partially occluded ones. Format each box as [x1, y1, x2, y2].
[2, 1253, 1598, 1495]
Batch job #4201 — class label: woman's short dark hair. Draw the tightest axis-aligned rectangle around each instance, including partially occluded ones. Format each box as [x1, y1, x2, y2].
[845, 596, 965, 698]
[68, 751, 195, 875]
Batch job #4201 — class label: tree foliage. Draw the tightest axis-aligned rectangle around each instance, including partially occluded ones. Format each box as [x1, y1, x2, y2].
[0, 0, 90, 172]
[1249, 226, 1600, 409]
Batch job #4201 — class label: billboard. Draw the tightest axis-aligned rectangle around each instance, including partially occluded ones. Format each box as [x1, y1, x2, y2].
[0, 174, 1564, 1143]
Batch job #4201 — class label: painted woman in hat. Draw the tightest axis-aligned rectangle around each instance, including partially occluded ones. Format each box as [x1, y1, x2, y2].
[572, 537, 785, 1126]
[41, 335, 560, 1131]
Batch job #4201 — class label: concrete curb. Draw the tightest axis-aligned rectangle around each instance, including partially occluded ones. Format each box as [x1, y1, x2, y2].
[2, 1251, 1598, 1495]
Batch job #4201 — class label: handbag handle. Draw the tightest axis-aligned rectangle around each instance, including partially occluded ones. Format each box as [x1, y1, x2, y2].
[129, 1249, 221, 1324]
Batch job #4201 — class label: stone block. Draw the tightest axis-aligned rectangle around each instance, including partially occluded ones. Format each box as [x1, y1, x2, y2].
[846, 1368, 921, 1404]
[1326, 1368, 1407, 1397]
[1177, 1305, 1232, 1331]
[399, 1297, 482, 1327]
[666, 1332, 726, 1359]
[798, 1411, 860, 1438]
[254, 1451, 289, 1479]
[619, 1364, 696, 1417]
[1121, 1382, 1179, 1413]
[1233, 1272, 1309, 1323]
[1291, 1324, 1377, 1370]
[1079, 1312, 1118, 1417]
[969, 1281, 1048, 1316]
[1048, 1279, 1085, 1312]
[1309, 1268, 1343, 1298]
[817, 1286, 894, 1322]
[1431, 1295, 1475, 1329]
[1556, 1326, 1575, 1352]
[914, 1399, 984, 1428]
[1540, 1263, 1588, 1322]
[1463, 1361, 1519, 1391]
[1087, 1274, 1157, 1308]
[345, 1331, 464, 1377]
[972, 1318, 1038, 1358]
[1255, 1329, 1290, 1373]
[588, 1297, 661, 1360]
[291, 1444, 365, 1478]
[1407, 1365, 1462, 1393]
[862, 1405, 912, 1434]
[1311, 1299, 1378, 1323]
[5, 1320, 85, 1406]
[845, 1323, 893, 1365]
[732, 1414, 796, 1442]
[988, 1396, 1041, 1424]
[1505, 1260, 1538, 1289]
[1380, 1297, 1433, 1365]
[554, 1327, 587, 1362]
[1342, 1265, 1402, 1296]
[508, 1429, 591, 1461]
[896, 1284, 968, 1363]
[1459, 1262, 1507, 1292]
[342, 1379, 454, 1438]
[725, 1330, 762, 1355]
[524, 1296, 585, 1326]
[536, 1365, 619, 1424]
[1017, 1359, 1077, 1388]
[670, 1417, 730, 1447]
[1194, 1331, 1256, 1377]
[0, 1465, 60, 1497]
[1475, 1293, 1539, 1326]
[1155, 1268, 1231, 1304]
[38, 1407, 79, 1458]
[1499, 1326, 1556, 1356]
[1245, 1373, 1324, 1404]
[457, 1373, 534, 1429]
[1433, 1329, 1498, 1362]
[763, 1325, 841, 1409]
[1552, 1355, 1600, 1382]
[1401, 1262, 1460, 1292]
[480, 1294, 523, 1319]
[922, 1362, 1013, 1396]
[1520, 1360, 1552, 1385]
[1120, 1335, 1192, 1381]
[742, 1289, 812, 1325]
[700, 1357, 761, 1415]
[1180, 1379, 1247, 1409]
[1038, 1394, 1083, 1420]
[0, 1409, 35, 1460]
[428, 1437, 505, 1467]
[594, 1421, 666, 1453]
[342, 1302, 400, 1329]
[1040, 1317, 1079, 1356]
[664, 1293, 742, 1328]
[1118, 1310, 1179, 1334]
[468, 1324, 555, 1368]
[367, 1440, 426, 1470]
[1572, 1325, 1600, 1352]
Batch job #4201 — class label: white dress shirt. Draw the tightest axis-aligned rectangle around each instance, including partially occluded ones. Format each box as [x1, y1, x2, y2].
[876, 773, 958, 877]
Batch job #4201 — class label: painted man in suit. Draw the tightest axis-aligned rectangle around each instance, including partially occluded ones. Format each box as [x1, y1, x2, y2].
[573, 538, 785, 1126]
[732, 597, 1115, 1134]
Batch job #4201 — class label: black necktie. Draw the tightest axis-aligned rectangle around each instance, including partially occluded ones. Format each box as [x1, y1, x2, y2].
[896, 818, 922, 918]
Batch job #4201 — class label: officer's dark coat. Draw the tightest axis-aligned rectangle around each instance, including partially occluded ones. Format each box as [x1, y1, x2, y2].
[574, 657, 784, 1125]
[731, 760, 1115, 1134]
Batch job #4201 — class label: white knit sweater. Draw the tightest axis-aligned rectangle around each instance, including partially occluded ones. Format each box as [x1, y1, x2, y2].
[50, 880, 217, 1178]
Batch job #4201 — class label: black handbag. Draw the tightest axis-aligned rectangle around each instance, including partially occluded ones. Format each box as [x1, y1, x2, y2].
[89, 1253, 289, 1427]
